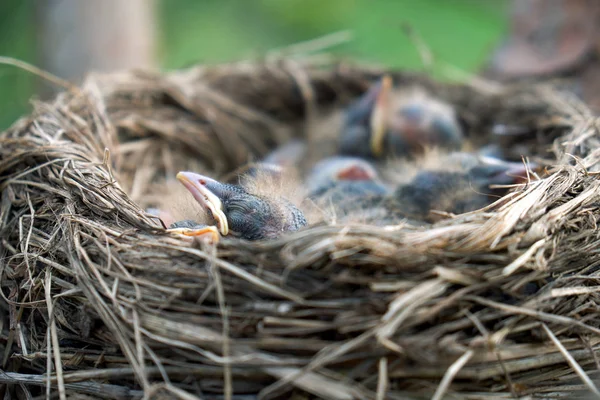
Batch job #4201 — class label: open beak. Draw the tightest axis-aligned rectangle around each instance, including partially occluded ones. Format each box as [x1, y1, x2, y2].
[166, 225, 220, 244]
[369, 75, 393, 157]
[176, 171, 229, 236]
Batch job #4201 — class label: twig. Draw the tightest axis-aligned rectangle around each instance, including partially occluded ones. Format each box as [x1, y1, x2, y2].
[468, 296, 600, 336]
[44, 269, 66, 400]
[60, 365, 266, 383]
[376, 357, 388, 400]
[503, 239, 546, 276]
[0, 56, 79, 93]
[46, 328, 51, 399]
[401, 23, 433, 72]
[210, 245, 233, 400]
[266, 30, 353, 59]
[149, 243, 304, 303]
[431, 350, 474, 400]
[144, 383, 203, 400]
[0, 370, 142, 399]
[542, 324, 600, 397]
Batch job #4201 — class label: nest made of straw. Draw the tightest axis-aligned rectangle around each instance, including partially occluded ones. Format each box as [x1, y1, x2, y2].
[1, 58, 600, 400]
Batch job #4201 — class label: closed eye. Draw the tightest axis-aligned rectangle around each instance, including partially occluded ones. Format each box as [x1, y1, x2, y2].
[227, 202, 253, 214]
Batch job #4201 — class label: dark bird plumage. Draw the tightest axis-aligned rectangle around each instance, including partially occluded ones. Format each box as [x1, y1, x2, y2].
[306, 156, 389, 204]
[177, 171, 307, 241]
[333, 152, 536, 225]
[391, 163, 524, 220]
[339, 75, 464, 159]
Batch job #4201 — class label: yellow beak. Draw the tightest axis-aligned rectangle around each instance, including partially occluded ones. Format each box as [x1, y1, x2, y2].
[176, 171, 230, 236]
[369, 75, 393, 157]
[167, 225, 220, 244]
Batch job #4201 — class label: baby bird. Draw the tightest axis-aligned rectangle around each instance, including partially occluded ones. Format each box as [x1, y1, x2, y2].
[334, 152, 536, 225]
[307, 156, 389, 204]
[304, 156, 394, 225]
[176, 171, 307, 241]
[339, 75, 464, 160]
[391, 156, 534, 221]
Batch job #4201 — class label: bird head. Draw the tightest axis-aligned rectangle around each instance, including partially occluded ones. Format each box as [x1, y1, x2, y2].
[340, 75, 464, 159]
[176, 171, 307, 241]
[394, 154, 537, 219]
[467, 156, 537, 191]
[306, 156, 387, 199]
[340, 75, 392, 159]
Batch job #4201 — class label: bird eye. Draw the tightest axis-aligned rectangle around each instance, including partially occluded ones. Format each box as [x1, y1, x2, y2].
[226, 202, 252, 214]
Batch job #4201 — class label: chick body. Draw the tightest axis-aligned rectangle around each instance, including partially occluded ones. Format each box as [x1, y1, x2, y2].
[339, 76, 464, 160]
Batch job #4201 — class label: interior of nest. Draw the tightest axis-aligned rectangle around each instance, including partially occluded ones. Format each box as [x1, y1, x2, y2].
[111, 66, 569, 234]
[3, 60, 600, 400]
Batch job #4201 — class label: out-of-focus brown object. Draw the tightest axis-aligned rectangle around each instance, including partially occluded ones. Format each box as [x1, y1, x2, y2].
[489, 0, 600, 78]
[36, 0, 156, 97]
[579, 57, 600, 113]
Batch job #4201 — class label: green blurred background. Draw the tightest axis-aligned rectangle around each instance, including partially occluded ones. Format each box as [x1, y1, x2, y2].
[0, 0, 509, 130]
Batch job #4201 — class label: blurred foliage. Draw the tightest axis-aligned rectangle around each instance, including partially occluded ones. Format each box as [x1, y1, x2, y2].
[159, 0, 509, 71]
[0, 0, 36, 131]
[0, 0, 508, 130]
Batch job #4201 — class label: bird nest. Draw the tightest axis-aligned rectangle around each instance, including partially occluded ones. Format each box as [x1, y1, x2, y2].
[2, 58, 600, 400]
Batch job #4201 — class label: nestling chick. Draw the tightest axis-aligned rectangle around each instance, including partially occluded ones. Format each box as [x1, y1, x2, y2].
[392, 158, 533, 220]
[307, 156, 389, 204]
[177, 171, 307, 241]
[304, 156, 393, 224]
[339, 75, 464, 160]
[335, 152, 537, 225]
